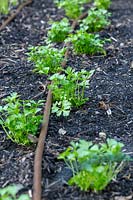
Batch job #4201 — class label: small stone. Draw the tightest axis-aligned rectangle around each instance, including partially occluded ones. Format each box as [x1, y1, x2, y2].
[95, 111, 100, 114]
[107, 108, 112, 116]
[58, 128, 66, 135]
[99, 132, 106, 139]
[96, 67, 101, 72]
[120, 43, 124, 47]
[21, 157, 26, 163]
[41, 20, 45, 24]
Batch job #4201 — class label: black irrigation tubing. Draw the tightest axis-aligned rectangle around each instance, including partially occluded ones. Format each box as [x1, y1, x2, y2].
[0, 0, 33, 32]
[32, 11, 88, 200]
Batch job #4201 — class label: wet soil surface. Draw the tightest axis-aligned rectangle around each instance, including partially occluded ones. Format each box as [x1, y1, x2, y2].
[0, 0, 133, 199]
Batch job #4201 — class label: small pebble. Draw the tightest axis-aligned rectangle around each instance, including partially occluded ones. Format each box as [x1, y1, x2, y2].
[58, 128, 66, 135]
[99, 132, 106, 139]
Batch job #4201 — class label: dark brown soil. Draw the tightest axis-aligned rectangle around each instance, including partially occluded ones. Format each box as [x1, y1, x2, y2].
[0, 0, 133, 199]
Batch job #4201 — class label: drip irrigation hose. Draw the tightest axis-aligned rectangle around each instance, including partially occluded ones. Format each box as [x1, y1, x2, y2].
[0, 0, 33, 32]
[33, 90, 52, 200]
[32, 11, 88, 200]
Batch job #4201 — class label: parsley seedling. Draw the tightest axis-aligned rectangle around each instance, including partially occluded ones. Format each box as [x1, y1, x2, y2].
[80, 8, 111, 32]
[49, 67, 94, 116]
[54, 0, 90, 19]
[28, 45, 66, 75]
[48, 18, 72, 43]
[0, 93, 44, 145]
[58, 138, 130, 191]
[66, 30, 107, 55]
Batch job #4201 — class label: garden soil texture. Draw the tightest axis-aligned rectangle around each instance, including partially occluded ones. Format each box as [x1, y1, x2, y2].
[0, 0, 133, 199]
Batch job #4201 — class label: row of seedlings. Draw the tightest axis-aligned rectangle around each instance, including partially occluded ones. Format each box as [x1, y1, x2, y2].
[0, 0, 131, 199]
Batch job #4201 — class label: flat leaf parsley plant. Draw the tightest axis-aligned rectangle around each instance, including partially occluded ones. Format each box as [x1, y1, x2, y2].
[49, 67, 95, 116]
[58, 138, 130, 191]
[28, 45, 66, 75]
[54, 0, 90, 19]
[47, 18, 72, 43]
[66, 30, 107, 55]
[80, 8, 111, 32]
[0, 92, 44, 145]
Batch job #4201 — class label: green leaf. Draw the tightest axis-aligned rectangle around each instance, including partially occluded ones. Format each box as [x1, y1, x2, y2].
[63, 110, 70, 116]
[96, 166, 105, 173]
[18, 194, 30, 200]
[0, 184, 23, 196]
[90, 144, 99, 151]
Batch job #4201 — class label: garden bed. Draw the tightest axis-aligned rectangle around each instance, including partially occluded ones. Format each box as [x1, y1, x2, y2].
[0, 0, 133, 199]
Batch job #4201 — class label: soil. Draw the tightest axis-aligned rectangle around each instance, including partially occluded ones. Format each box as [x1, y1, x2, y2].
[0, 0, 133, 199]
